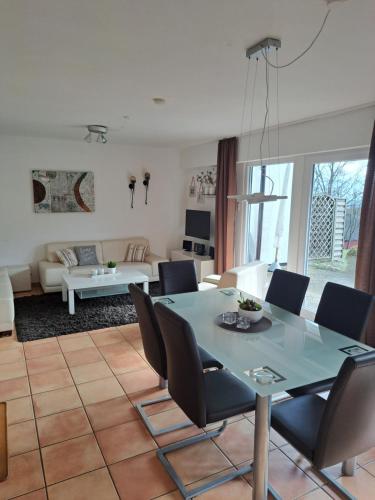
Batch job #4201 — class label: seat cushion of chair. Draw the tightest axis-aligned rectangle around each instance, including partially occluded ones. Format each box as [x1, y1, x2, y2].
[287, 378, 335, 397]
[198, 347, 223, 370]
[271, 394, 326, 460]
[204, 370, 256, 424]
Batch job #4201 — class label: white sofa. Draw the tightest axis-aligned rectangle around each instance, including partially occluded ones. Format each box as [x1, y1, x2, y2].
[39, 237, 168, 293]
[0, 268, 15, 335]
[199, 261, 268, 299]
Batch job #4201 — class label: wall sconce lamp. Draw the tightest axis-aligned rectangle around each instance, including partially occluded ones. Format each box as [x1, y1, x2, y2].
[129, 176, 136, 208]
[143, 172, 151, 205]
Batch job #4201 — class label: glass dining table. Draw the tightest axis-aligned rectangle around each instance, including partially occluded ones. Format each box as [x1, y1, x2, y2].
[153, 287, 373, 500]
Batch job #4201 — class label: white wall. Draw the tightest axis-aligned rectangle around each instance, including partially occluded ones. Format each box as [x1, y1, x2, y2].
[0, 135, 183, 280]
[181, 105, 375, 169]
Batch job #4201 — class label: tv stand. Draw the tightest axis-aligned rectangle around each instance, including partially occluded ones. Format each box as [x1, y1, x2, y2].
[170, 249, 214, 282]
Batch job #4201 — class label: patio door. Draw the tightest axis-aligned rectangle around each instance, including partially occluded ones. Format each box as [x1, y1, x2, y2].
[304, 158, 368, 312]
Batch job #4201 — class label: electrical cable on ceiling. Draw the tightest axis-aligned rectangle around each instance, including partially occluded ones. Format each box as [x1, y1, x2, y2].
[262, 9, 331, 69]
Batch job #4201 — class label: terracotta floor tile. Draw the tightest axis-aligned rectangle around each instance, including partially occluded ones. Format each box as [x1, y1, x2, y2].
[8, 419, 39, 457]
[0, 346, 24, 365]
[129, 387, 177, 415]
[246, 449, 318, 499]
[33, 386, 82, 418]
[85, 395, 138, 431]
[358, 447, 375, 466]
[363, 459, 375, 476]
[64, 346, 103, 367]
[117, 367, 159, 394]
[118, 323, 141, 340]
[299, 488, 332, 499]
[204, 414, 245, 432]
[0, 450, 44, 499]
[110, 450, 175, 499]
[0, 376, 30, 401]
[149, 407, 203, 447]
[96, 419, 157, 464]
[77, 377, 124, 405]
[47, 467, 119, 500]
[167, 439, 232, 485]
[70, 360, 113, 384]
[280, 444, 325, 486]
[0, 360, 27, 381]
[24, 341, 61, 360]
[13, 488, 48, 500]
[37, 407, 92, 447]
[29, 367, 74, 394]
[26, 353, 67, 375]
[6, 396, 34, 425]
[89, 329, 125, 346]
[336, 467, 375, 498]
[42, 434, 105, 485]
[213, 418, 263, 465]
[156, 492, 181, 500]
[0, 338, 23, 351]
[58, 335, 95, 353]
[188, 469, 253, 499]
[98, 342, 134, 360]
[106, 350, 148, 375]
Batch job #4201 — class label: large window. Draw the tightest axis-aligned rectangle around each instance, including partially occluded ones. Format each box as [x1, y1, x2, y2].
[304, 159, 368, 311]
[244, 163, 294, 267]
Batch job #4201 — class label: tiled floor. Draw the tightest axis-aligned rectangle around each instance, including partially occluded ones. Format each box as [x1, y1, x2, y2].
[1, 325, 375, 499]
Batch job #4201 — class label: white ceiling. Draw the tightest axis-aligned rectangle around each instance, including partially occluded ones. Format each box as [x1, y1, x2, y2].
[0, 0, 374, 147]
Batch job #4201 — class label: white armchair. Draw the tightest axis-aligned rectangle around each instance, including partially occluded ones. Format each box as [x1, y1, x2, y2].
[199, 261, 268, 299]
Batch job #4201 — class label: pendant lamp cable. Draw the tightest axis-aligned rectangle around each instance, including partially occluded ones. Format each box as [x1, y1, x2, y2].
[276, 49, 280, 164]
[262, 9, 331, 69]
[245, 57, 259, 166]
[240, 57, 251, 139]
[259, 50, 270, 167]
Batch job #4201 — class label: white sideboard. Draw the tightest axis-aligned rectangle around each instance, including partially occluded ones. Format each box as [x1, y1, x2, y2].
[170, 249, 214, 282]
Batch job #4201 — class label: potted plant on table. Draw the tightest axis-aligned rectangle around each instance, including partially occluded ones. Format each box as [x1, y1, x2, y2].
[107, 261, 117, 274]
[237, 293, 263, 323]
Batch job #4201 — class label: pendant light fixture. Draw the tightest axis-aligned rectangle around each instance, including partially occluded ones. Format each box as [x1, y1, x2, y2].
[230, 3, 333, 204]
[84, 125, 108, 144]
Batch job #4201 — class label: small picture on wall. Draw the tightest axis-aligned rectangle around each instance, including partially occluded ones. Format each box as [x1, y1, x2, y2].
[32, 170, 95, 213]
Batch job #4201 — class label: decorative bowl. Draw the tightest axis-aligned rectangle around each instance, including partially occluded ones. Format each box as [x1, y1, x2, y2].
[238, 306, 263, 323]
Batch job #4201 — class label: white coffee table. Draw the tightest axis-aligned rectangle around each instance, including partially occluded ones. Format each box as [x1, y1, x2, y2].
[61, 270, 149, 315]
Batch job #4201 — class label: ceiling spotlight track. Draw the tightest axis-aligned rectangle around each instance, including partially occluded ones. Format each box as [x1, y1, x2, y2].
[84, 124, 108, 144]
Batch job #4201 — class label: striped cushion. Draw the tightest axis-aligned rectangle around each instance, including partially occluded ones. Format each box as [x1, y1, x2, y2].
[125, 243, 148, 263]
[56, 248, 78, 267]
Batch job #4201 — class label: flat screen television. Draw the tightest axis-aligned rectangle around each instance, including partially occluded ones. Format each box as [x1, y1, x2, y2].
[185, 209, 210, 240]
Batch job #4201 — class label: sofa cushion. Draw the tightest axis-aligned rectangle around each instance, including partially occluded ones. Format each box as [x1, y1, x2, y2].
[74, 245, 99, 266]
[47, 241, 103, 264]
[56, 248, 78, 267]
[101, 238, 150, 263]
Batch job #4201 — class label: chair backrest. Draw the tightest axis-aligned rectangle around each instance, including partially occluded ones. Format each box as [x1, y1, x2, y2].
[154, 302, 207, 427]
[314, 351, 375, 469]
[158, 260, 199, 295]
[265, 269, 310, 315]
[315, 282, 374, 342]
[128, 284, 167, 380]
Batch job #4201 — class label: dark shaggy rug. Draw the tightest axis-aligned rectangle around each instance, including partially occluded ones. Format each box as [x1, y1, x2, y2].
[14, 282, 160, 342]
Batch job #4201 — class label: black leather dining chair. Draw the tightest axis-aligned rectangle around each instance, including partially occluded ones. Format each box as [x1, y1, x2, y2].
[158, 260, 198, 295]
[288, 282, 374, 397]
[265, 269, 310, 316]
[271, 351, 375, 499]
[129, 283, 222, 437]
[154, 302, 256, 499]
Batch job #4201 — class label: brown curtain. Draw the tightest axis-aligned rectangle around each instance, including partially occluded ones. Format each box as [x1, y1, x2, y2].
[355, 121, 375, 346]
[215, 137, 238, 274]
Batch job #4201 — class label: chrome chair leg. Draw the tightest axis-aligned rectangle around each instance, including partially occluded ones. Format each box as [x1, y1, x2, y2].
[342, 457, 357, 476]
[157, 421, 252, 500]
[136, 394, 192, 438]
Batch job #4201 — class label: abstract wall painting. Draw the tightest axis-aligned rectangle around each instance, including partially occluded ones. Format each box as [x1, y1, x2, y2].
[32, 170, 95, 213]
